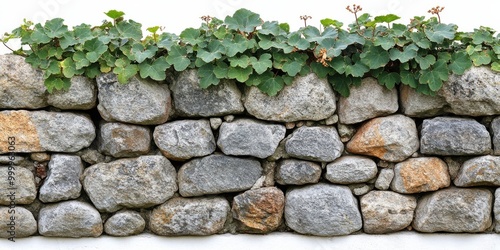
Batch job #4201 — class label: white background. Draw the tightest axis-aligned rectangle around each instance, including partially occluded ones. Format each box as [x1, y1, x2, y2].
[1, 0, 499, 55]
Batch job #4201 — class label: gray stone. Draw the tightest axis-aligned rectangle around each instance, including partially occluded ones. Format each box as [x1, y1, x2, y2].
[0, 54, 47, 109]
[325, 156, 378, 184]
[261, 161, 276, 187]
[0, 110, 96, 153]
[104, 210, 145, 236]
[0, 206, 37, 238]
[285, 183, 362, 236]
[495, 189, 500, 233]
[39, 154, 83, 203]
[218, 119, 286, 158]
[98, 122, 151, 158]
[285, 126, 343, 162]
[97, 73, 171, 125]
[375, 168, 394, 190]
[244, 73, 336, 122]
[209, 117, 223, 130]
[338, 77, 398, 124]
[153, 120, 215, 161]
[275, 159, 321, 185]
[391, 157, 450, 194]
[444, 157, 465, 180]
[0, 155, 25, 165]
[350, 184, 373, 196]
[0, 167, 36, 205]
[83, 155, 177, 212]
[30, 152, 50, 162]
[492, 117, 500, 155]
[347, 115, 419, 162]
[439, 66, 500, 116]
[325, 114, 338, 125]
[224, 115, 235, 122]
[77, 148, 107, 165]
[413, 187, 492, 233]
[178, 155, 262, 197]
[420, 117, 491, 155]
[171, 69, 244, 117]
[47, 76, 97, 110]
[38, 200, 103, 237]
[454, 155, 500, 187]
[361, 191, 417, 234]
[399, 85, 447, 117]
[150, 197, 230, 236]
[338, 123, 356, 143]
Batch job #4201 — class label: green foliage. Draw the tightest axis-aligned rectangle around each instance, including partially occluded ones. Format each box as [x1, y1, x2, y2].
[1, 8, 499, 96]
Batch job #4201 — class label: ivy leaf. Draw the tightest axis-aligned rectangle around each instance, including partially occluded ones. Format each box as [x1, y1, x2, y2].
[310, 62, 332, 78]
[60, 57, 82, 78]
[360, 43, 390, 69]
[279, 23, 290, 33]
[116, 20, 143, 40]
[258, 74, 284, 96]
[259, 21, 287, 36]
[222, 34, 249, 57]
[328, 75, 361, 97]
[470, 51, 492, 66]
[166, 44, 190, 71]
[301, 26, 338, 45]
[197, 40, 224, 63]
[374, 36, 395, 50]
[409, 32, 431, 49]
[73, 24, 93, 43]
[320, 18, 343, 29]
[419, 59, 449, 91]
[229, 55, 251, 68]
[198, 63, 220, 88]
[415, 54, 436, 70]
[138, 57, 169, 81]
[378, 72, 400, 89]
[249, 53, 272, 74]
[213, 61, 229, 78]
[493, 45, 500, 55]
[224, 8, 261, 33]
[374, 14, 400, 24]
[330, 56, 347, 74]
[472, 29, 494, 45]
[391, 23, 407, 36]
[282, 61, 303, 77]
[45, 75, 71, 93]
[113, 61, 138, 84]
[346, 62, 369, 77]
[84, 38, 108, 63]
[180, 28, 203, 45]
[288, 32, 310, 50]
[336, 30, 364, 48]
[491, 62, 500, 72]
[157, 32, 178, 50]
[389, 44, 418, 63]
[424, 23, 456, 43]
[31, 24, 51, 43]
[400, 70, 418, 88]
[228, 66, 253, 82]
[130, 44, 158, 63]
[59, 33, 78, 49]
[449, 51, 472, 75]
[44, 18, 68, 38]
[105, 10, 125, 19]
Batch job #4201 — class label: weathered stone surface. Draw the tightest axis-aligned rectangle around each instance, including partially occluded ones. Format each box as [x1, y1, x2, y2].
[420, 117, 491, 155]
[275, 159, 321, 185]
[104, 210, 145, 236]
[361, 191, 417, 234]
[399, 85, 447, 117]
[495, 189, 500, 233]
[218, 119, 286, 158]
[232, 187, 284, 233]
[0, 54, 47, 109]
[30, 152, 50, 162]
[346, 115, 419, 162]
[350, 184, 373, 196]
[76, 148, 107, 165]
[178, 155, 262, 197]
[454, 155, 500, 187]
[97, 73, 171, 125]
[0, 155, 25, 165]
[209, 117, 223, 130]
[0, 167, 36, 205]
[0, 206, 37, 238]
[391, 157, 450, 194]
[413, 187, 492, 233]
[285, 183, 362, 236]
[98, 122, 151, 158]
[39, 154, 83, 203]
[375, 168, 394, 190]
[338, 77, 398, 124]
[38, 200, 103, 237]
[492, 117, 500, 155]
[47, 76, 97, 110]
[83, 155, 177, 212]
[0, 110, 95, 153]
[171, 69, 244, 117]
[154, 119, 215, 161]
[285, 126, 343, 162]
[439, 66, 500, 116]
[325, 156, 378, 184]
[150, 197, 230, 236]
[244, 73, 336, 122]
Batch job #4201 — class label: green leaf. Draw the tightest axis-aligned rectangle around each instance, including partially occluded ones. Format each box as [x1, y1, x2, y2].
[45, 75, 71, 93]
[85, 64, 101, 79]
[60, 57, 80, 78]
[157, 32, 178, 50]
[328, 74, 360, 97]
[198, 63, 220, 88]
[310, 62, 332, 78]
[437, 52, 452, 62]
[166, 45, 190, 71]
[424, 23, 456, 43]
[228, 66, 253, 82]
[259, 21, 287, 36]
[470, 51, 492, 66]
[249, 53, 272, 74]
[83, 38, 108, 63]
[73, 24, 93, 43]
[44, 18, 68, 38]
[229, 55, 251, 68]
[279, 23, 290, 33]
[288, 32, 310, 50]
[493, 45, 500, 55]
[213, 61, 229, 78]
[105, 10, 125, 19]
[45, 60, 61, 75]
[282, 61, 303, 77]
[320, 18, 343, 29]
[224, 8, 261, 33]
[449, 51, 472, 75]
[197, 40, 224, 63]
[389, 44, 418, 63]
[346, 62, 369, 77]
[130, 44, 158, 63]
[222, 34, 249, 57]
[415, 54, 436, 70]
[374, 36, 395, 50]
[419, 59, 449, 91]
[472, 29, 494, 45]
[491, 62, 500, 72]
[31, 24, 51, 43]
[59, 33, 77, 49]
[400, 70, 418, 88]
[113, 63, 138, 83]
[116, 20, 143, 40]
[180, 28, 203, 45]
[378, 72, 400, 89]
[391, 23, 407, 36]
[147, 26, 160, 34]
[301, 26, 338, 45]
[360, 43, 390, 69]
[409, 32, 431, 49]
[258, 74, 284, 96]
[374, 14, 400, 23]
[138, 57, 169, 81]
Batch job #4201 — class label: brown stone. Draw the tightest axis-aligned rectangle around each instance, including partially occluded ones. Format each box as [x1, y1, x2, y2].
[0, 110, 42, 153]
[391, 157, 450, 194]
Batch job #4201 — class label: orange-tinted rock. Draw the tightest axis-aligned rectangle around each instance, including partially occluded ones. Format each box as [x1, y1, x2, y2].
[0, 110, 42, 153]
[391, 157, 450, 194]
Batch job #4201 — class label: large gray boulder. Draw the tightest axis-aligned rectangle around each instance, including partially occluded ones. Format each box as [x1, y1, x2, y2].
[325, 156, 378, 184]
[285, 183, 362, 236]
[83, 155, 178, 212]
[275, 159, 322, 185]
[217, 119, 286, 158]
[98, 122, 151, 158]
[244, 73, 336, 122]
[420, 117, 491, 155]
[399, 85, 447, 117]
[454, 155, 500, 187]
[47, 76, 97, 110]
[39, 154, 83, 203]
[104, 210, 145, 236]
[0, 167, 36, 205]
[285, 126, 344, 162]
[391, 157, 450, 194]
[0, 207, 37, 238]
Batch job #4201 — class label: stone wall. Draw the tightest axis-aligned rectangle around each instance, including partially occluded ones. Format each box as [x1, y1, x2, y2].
[1, 53, 500, 238]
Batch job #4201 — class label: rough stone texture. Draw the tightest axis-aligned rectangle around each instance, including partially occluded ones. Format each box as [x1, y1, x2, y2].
[178, 155, 262, 197]
[492, 117, 500, 155]
[413, 187, 492, 233]
[261, 161, 276, 187]
[104, 210, 145, 236]
[399, 85, 447, 117]
[495, 188, 500, 233]
[0, 54, 47, 109]
[375, 168, 395, 190]
[391, 157, 450, 194]
[350, 184, 373, 196]
[232, 187, 285, 233]
[346, 115, 419, 162]
[98, 122, 151, 158]
[244, 73, 336, 122]
[338, 77, 398, 124]
[150, 197, 230, 236]
[444, 157, 465, 180]
[0, 206, 37, 238]
[154, 120, 215, 161]
[38, 200, 103, 237]
[360, 191, 417, 234]
[39, 154, 83, 203]
[325, 156, 378, 184]
[47, 76, 97, 110]
[285, 126, 343, 162]
[454, 155, 500, 187]
[338, 123, 356, 143]
[218, 119, 286, 158]
[285, 183, 362, 236]
[83, 155, 177, 212]
[210, 117, 223, 130]
[96, 73, 171, 125]
[0, 110, 95, 153]
[0, 155, 25, 165]
[76, 148, 107, 165]
[275, 159, 321, 185]
[0, 167, 36, 205]
[171, 69, 244, 117]
[30, 152, 51, 162]
[439, 66, 500, 116]
[420, 117, 491, 155]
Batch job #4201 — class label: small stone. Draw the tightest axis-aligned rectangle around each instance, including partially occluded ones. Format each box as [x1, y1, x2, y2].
[262, 161, 276, 187]
[285, 122, 296, 130]
[224, 115, 235, 122]
[325, 156, 378, 184]
[492, 117, 500, 155]
[285, 126, 344, 162]
[375, 168, 394, 190]
[39, 154, 83, 203]
[104, 210, 145, 236]
[47, 76, 97, 110]
[350, 184, 373, 196]
[209, 117, 223, 130]
[0, 167, 36, 205]
[325, 114, 338, 125]
[76, 148, 106, 165]
[296, 121, 305, 128]
[391, 157, 450, 194]
[495, 189, 500, 233]
[266, 138, 289, 162]
[443, 157, 465, 180]
[30, 152, 51, 162]
[275, 159, 322, 185]
[399, 84, 447, 117]
[454, 155, 500, 187]
[0, 206, 37, 238]
[98, 122, 151, 158]
[337, 123, 356, 143]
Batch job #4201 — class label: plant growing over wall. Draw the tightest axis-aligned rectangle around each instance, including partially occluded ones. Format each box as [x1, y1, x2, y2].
[2, 6, 499, 96]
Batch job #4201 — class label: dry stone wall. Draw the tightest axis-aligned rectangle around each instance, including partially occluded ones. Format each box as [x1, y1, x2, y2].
[1, 54, 500, 239]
